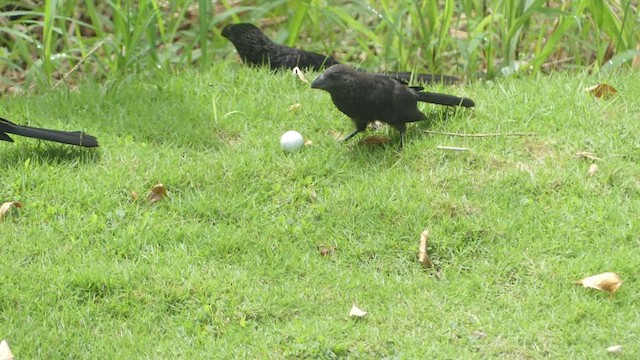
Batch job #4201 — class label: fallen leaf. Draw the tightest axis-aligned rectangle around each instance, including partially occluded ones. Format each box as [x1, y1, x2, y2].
[288, 103, 302, 112]
[418, 229, 432, 268]
[131, 191, 139, 201]
[349, 304, 367, 318]
[575, 151, 601, 161]
[329, 129, 343, 141]
[585, 83, 618, 99]
[0, 340, 14, 360]
[359, 135, 390, 145]
[146, 184, 168, 204]
[470, 330, 487, 339]
[304, 139, 313, 146]
[575, 272, 622, 296]
[0, 202, 23, 219]
[606, 345, 623, 355]
[587, 163, 598, 177]
[292, 67, 308, 83]
[317, 244, 337, 256]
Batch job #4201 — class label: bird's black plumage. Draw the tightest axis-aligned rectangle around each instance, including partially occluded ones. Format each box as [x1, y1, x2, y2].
[311, 64, 474, 147]
[0, 117, 99, 147]
[221, 23, 460, 85]
[221, 23, 338, 71]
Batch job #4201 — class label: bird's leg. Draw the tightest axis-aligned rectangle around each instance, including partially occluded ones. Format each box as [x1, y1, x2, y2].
[341, 120, 368, 142]
[398, 131, 405, 149]
[392, 123, 407, 149]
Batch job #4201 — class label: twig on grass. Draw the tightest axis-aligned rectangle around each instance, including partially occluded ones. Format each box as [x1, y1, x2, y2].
[437, 146, 470, 151]
[420, 130, 537, 137]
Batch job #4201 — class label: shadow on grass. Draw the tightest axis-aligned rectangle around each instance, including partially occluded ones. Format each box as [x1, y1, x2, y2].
[0, 143, 100, 168]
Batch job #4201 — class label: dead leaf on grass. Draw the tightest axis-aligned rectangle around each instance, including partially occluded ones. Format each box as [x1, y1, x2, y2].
[585, 83, 618, 99]
[304, 139, 313, 146]
[349, 304, 368, 318]
[0, 340, 14, 360]
[0, 202, 23, 219]
[574, 272, 622, 296]
[317, 244, 337, 256]
[146, 184, 168, 204]
[418, 229, 432, 268]
[575, 151, 601, 161]
[329, 129, 343, 141]
[587, 163, 598, 177]
[359, 135, 390, 145]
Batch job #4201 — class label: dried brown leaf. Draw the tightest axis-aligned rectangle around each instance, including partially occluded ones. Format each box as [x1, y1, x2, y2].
[575, 151, 601, 161]
[146, 184, 168, 204]
[0, 202, 23, 219]
[131, 191, 139, 201]
[418, 230, 432, 267]
[359, 135, 390, 145]
[575, 272, 622, 295]
[329, 129, 343, 141]
[585, 83, 618, 99]
[303, 139, 313, 146]
[587, 163, 598, 177]
[317, 244, 337, 256]
[349, 304, 367, 318]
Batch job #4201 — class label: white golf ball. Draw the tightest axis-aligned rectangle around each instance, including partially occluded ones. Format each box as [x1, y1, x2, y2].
[280, 130, 304, 152]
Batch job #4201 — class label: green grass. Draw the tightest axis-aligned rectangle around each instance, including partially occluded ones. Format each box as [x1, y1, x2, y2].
[1, 0, 638, 90]
[1, 65, 639, 358]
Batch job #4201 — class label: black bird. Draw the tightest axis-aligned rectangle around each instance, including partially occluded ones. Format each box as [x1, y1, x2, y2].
[311, 64, 474, 148]
[221, 23, 338, 71]
[221, 23, 460, 85]
[0, 117, 99, 147]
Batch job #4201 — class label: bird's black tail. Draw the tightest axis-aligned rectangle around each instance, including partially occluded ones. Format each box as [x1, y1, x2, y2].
[0, 117, 99, 147]
[416, 92, 475, 108]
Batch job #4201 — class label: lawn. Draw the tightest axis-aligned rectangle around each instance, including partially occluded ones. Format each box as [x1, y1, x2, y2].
[1, 64, 639, 358]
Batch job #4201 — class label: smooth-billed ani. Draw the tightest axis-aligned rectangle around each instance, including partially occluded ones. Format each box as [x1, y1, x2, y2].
[221, 23, 460, 85]
[0, 117, 99, 147]
[311, 64, 474, 148]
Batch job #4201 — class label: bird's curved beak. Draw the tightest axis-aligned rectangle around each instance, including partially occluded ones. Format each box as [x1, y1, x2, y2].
[311, 74, 327, 89]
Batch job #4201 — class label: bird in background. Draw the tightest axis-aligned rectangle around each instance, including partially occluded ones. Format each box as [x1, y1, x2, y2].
[0, 117, 99, 147]
[311, 64, 474, 148]
[221, 23, 461, 85]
